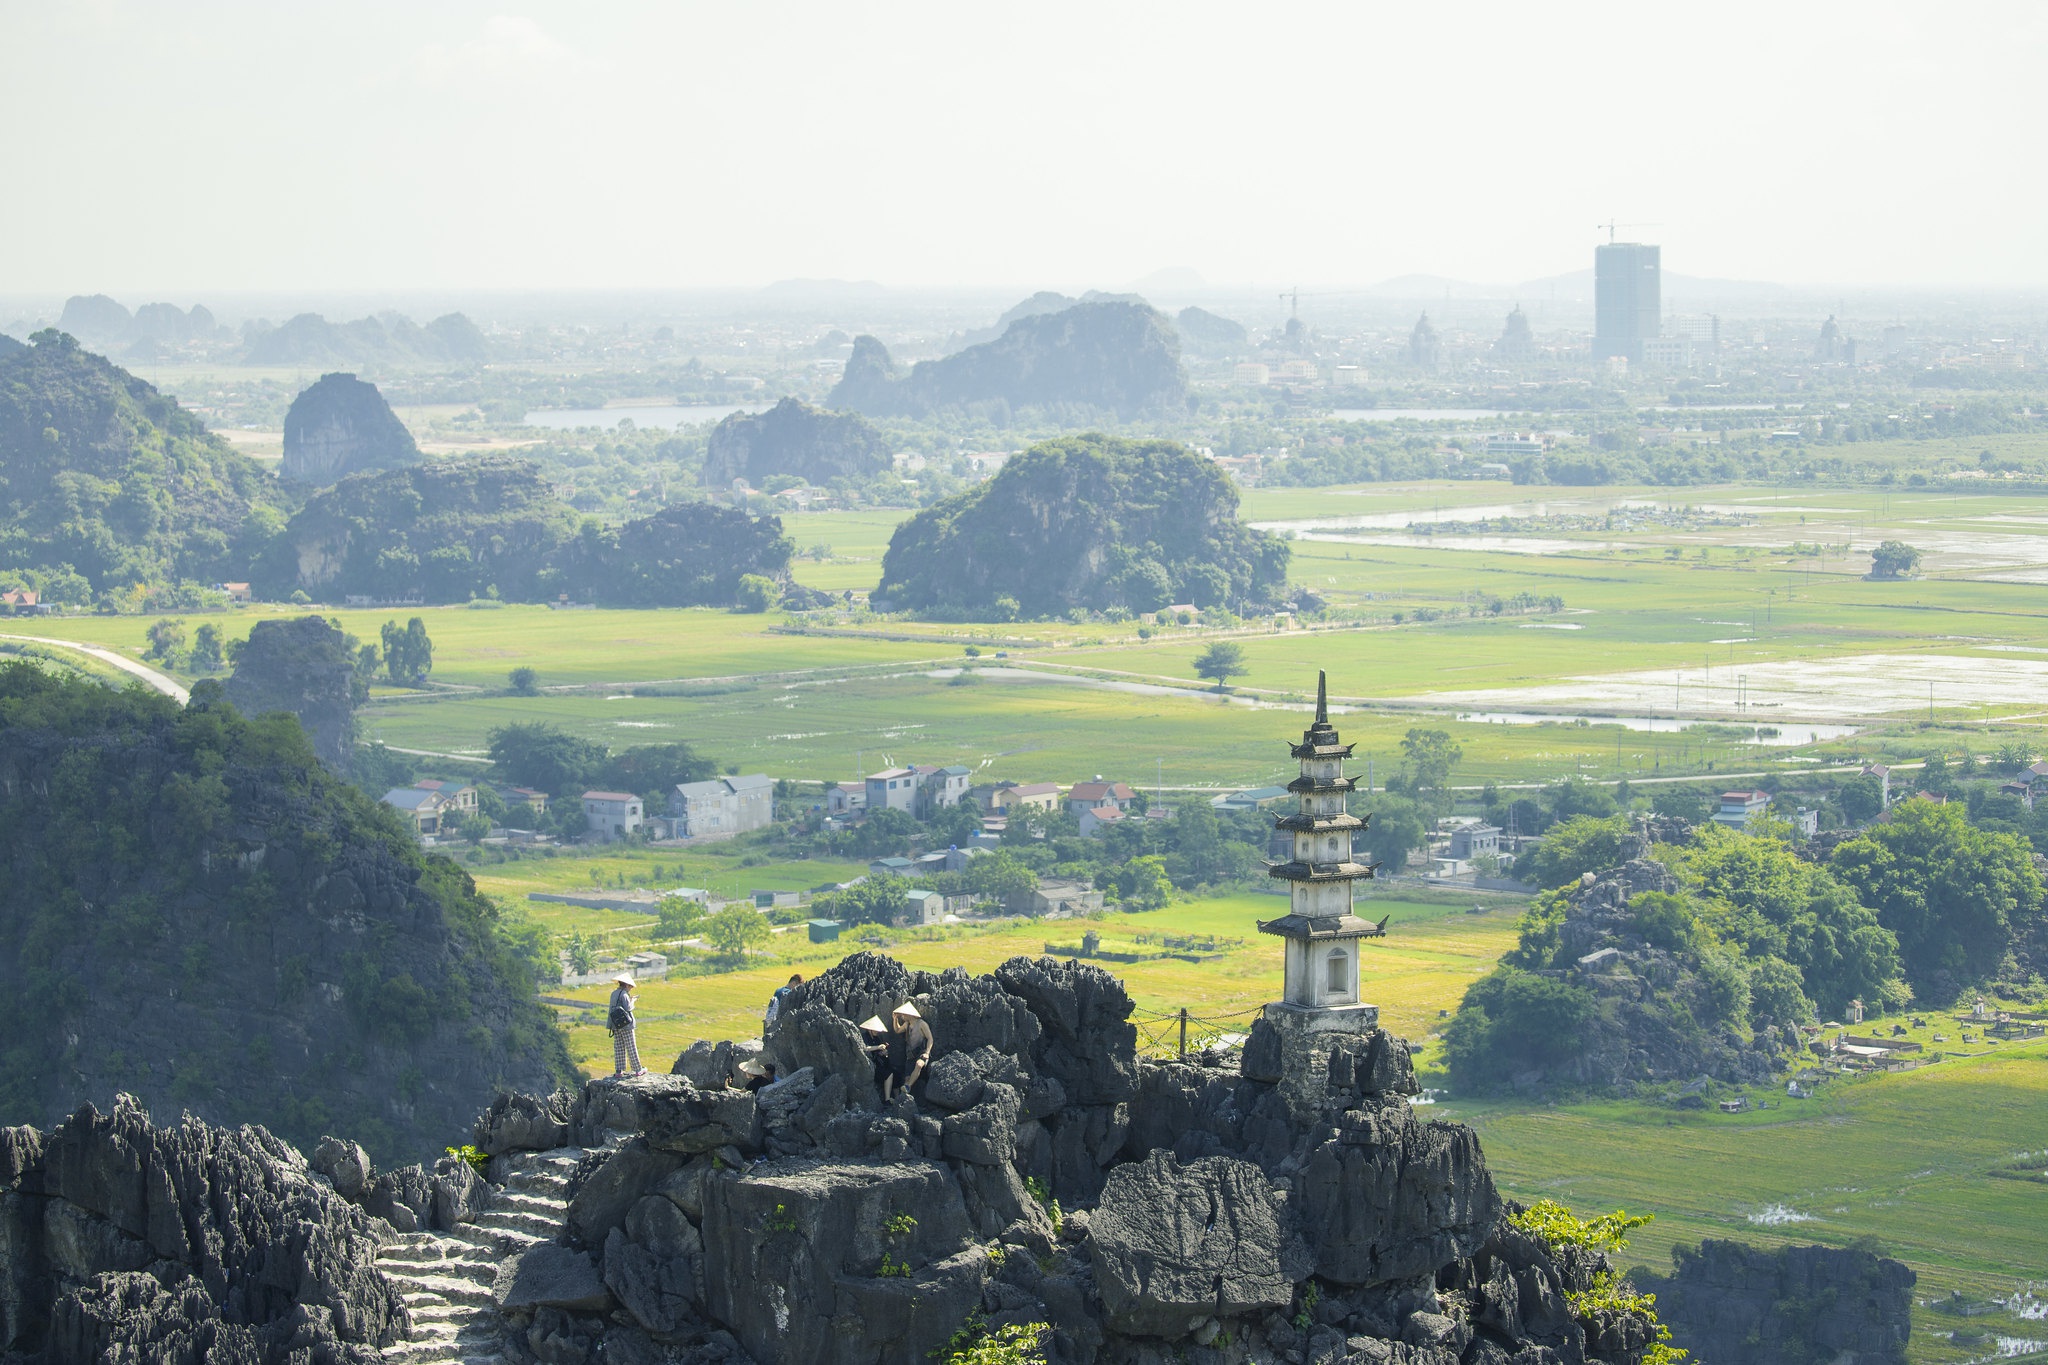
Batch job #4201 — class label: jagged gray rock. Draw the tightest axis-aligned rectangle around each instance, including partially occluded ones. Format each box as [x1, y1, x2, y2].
[0, 1096, 403, 1363]
[1638, 1238, 1916, 1365]
[1089, 1150, 1298, 1337]
[494, 1243, 612, 1314]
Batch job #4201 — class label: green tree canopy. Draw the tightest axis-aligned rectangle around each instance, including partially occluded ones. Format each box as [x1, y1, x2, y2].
[1868, 540, 1921, 579]
[488, 722, 609, 797]
[1828, 798, 2043, 1001]
[706, 903, 772, 956]
[381, 616, 434, 686]
[1357, 794, 1428, 873]
[1518, 814, 1631, 890]
[1441, 967, 1598, 1091]
[1192, 641, 1248, 691]
[1399, 728, 1464, 810]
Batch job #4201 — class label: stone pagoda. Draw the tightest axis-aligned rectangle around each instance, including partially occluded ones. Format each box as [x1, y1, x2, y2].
[1257, 671, 1386, 1047]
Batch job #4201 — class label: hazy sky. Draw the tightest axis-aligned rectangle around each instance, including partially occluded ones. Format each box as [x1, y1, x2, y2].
[4, 1, 2045, 295]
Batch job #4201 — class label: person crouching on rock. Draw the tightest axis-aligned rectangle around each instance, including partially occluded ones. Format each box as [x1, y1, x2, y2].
[608, 973, 647, 1077]
[737, 1057, 777, 1093]
[884, 1001, 932, 1102]
[860, 1015, 891, 1098]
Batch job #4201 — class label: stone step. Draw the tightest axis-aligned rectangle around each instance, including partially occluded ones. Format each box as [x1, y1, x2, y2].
[470, 1208, 561, 1238]
[491, 1190, 566, 1217]
[448, 1223, 547, 1254]
[394, 1275, 496, 1308]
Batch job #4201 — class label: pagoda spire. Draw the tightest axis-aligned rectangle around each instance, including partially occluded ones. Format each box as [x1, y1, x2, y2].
[1315, 670, 1328, 724]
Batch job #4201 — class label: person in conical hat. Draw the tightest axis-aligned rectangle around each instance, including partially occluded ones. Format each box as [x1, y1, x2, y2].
[607, 975, 646, 1077]
[884, 1000, 934, 1101]
[859, 1016, 892, 1094]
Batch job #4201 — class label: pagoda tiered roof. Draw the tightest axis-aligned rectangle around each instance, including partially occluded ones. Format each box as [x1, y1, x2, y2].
[1286, 773, 1357, 795]
[1266, 858, 1377, 882]
[1255, 912, 1387, 940]
[1273, 810, 1365, 834]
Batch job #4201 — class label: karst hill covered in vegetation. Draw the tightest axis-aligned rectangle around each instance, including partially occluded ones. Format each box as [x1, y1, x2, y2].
[0, 330, 290, 603]
[0, 664, 573, 1164]
[830, 298, 1187, 420]
[280, 371, 424, 486]
[700, 396, 890, 489]
[877, 433, 1291, 618]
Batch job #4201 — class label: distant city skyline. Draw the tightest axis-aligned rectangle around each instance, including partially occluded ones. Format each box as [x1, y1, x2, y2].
[4, 2, 2046, 295]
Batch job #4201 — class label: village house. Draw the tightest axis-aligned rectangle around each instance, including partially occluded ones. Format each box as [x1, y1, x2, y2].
[825, 782, 867, 816]
[1447, 824, 1501, 861]
[581, 791, 644, 842]
[868, 856, 915, 878]
[1711, 790, 1772, 829]
[912, 764, 973, 816]
[499, 786, 550, 818]
[0, 588, 42, 614]
[991, 781, 1061, 813]
[901, 888, 947, 927]
[1860, 763, 1893, 806]
[381, 781, 479, 837]
[864, 768, 919, 814]
[1066, 780, 1137, 819]
[1030, 878, 1105, 916]
[1078, 805, 1126, 838]
[669, 773, 774, 839]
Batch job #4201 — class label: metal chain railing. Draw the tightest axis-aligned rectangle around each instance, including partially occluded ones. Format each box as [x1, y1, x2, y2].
[1129, 1004, 1266, 1060]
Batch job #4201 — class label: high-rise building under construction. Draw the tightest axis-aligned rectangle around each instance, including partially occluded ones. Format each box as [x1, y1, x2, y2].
[1594, 242, 1660, 364]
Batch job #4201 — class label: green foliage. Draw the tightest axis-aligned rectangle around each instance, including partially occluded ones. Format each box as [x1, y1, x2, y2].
[937, 1317, 1049, 1365]
[0, 663, 571, 1164]
[734, 573, 779, 613]
[1868, 540, 1921, 579]
[820, 873, 912, 927]
[382, 617, 434, 686]
[1675, 823, 1900, 1018]
[884, 1211, 918, 1238]
[1442, 968, 1598, 1091]
[1508, 1202, 1685, 1365]
[1399, 728, 1464, 811]
[144, 618, 186, 662]
[507, 666, 539, 695]
[764, 1203, 798, 1234]
[876, 435, 1288, 618]
[1519, 814, 1631, 890]
[567, 932, 596, 974]
[1837, 773, 1885, 823]
[188, 623, 224, 672]
[1023, 1176, 1063, 1236]
[706, 903, 771, 956]
[1357, 793, 1429, 873]
[1626, 891, 1700, 953]
[1192, 641, 1247, 690]
[489, 722, 610, 797]
[445, 1143, 488, 1175]
[1829, 797, 2044, 1002]
[1109, 854, 1173, 911]
[0, 333, 293, 596]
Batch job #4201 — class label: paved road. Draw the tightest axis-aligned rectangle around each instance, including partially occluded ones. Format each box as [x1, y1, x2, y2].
[0, 634, 189, 702]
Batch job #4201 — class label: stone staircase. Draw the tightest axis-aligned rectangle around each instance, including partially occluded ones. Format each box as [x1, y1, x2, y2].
[376, 1148, 589, 1365]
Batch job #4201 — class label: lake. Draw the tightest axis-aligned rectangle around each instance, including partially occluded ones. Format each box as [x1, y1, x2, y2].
[522, 404, 768, 431]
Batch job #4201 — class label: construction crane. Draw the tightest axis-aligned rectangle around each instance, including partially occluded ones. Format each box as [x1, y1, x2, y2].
[1596, 220, 1662, 244]
[1278, 287, 1341, 320]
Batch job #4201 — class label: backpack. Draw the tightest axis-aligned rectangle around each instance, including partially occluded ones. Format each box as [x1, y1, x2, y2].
[608, 1001, 630, 1032]
[764, 985, 791, 1030]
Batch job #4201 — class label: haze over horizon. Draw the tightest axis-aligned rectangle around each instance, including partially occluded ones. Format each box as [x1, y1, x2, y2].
[4, 1, 2046, 296]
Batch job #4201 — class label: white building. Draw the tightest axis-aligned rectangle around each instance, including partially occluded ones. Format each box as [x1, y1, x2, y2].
[670, 773, 774, 839]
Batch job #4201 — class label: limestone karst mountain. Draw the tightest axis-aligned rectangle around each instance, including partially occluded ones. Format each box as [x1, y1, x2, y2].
[280, 373, 424, 486]
[829, 300, 1186, 420]
[699, 397, 890, 489]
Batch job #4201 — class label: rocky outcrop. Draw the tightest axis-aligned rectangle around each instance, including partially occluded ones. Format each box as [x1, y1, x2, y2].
[828, 301, 1186, 420]
[281, 373, 422, 486]
[875, 434, 1291, 618]
[700, 399, 888, 489]
[0, 1095, 403, 1363]
[1176, 306, 1248, 356]
[1, 953, 1670, 1365]
[1637, 1239, 1916, 1365]
[223, 615, 358, 772]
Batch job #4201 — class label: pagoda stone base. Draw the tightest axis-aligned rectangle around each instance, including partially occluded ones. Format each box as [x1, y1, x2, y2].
[1249, 1002, 1384, 1119]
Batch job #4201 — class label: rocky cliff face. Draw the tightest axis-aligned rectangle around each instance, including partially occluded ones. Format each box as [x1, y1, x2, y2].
[1637, 1239, 1915, 1365]
[0, 1095, 405, 1363]
[281, 373, 422, 486]
[828, 301, 1186, 420]
[223, 615, 358, 773]
[700, 398, 889, 489]
[0, 665, 573, 1168]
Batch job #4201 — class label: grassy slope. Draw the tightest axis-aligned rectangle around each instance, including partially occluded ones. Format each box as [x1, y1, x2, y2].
[1443, 1042, 2048, 1364]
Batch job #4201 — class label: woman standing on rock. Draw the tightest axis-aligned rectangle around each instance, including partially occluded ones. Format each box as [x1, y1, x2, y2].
[884, 1001, 933, 1101]
[860, 1015, 892, 1098]
[608, 973, 647, 1077]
